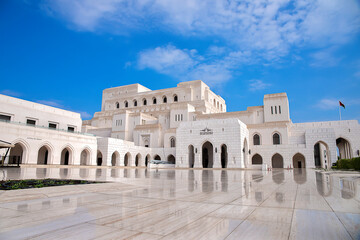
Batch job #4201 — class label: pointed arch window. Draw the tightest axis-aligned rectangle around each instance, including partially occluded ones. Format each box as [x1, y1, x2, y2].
[116, 102, 119, 109]
[273, 133, 280, 145]
[253, 134, 260, 145]
[170, 137, 176, 148]
[163, 96, 167, 103]
[124, 101, 128, 108]
[173, 95, 178, 102]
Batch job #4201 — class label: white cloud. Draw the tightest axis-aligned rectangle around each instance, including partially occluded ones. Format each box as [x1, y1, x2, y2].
[78, 111, 92, 119]
[36, 100, 64, 108]
[138, 45, 233, 85]
[310, 47, 341, 67]
[249, 79, 271, 91]
[42, 0, 360, 62]
[0, 90, 21, 97]
[316, 98, 339, 110]
[138, 45, 196, 75]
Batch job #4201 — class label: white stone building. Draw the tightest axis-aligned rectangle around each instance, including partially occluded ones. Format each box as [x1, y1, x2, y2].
[1, 80, 359, 169]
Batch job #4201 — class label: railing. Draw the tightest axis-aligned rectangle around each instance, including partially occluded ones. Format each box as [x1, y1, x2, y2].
[0, 119, 94, 136]
[0, 155, 21, 167]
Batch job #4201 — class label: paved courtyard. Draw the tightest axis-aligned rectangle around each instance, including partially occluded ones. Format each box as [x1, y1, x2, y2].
[0, 167, 359, 240]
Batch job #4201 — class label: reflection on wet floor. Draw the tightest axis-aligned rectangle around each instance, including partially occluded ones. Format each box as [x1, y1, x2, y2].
[1, 167, 359, 240]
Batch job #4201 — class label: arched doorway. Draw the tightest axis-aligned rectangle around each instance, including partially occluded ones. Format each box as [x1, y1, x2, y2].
[135, 153, 141, 166]
[61, 148, 72, 165]
[97, 151, 103, 166]
[145, 154, 150, 166]
[188, 145, 195, 168]
[221, 144, 227, 168]
[293, 153, 306, 168]
[252, 154, 263, 165]
[202, 141, 213, 168]
[154, 155, 161, 160]
[272, 153, 283, 168]
[167, 154, 175, 164]
[80, 149, 90, 165]
[111, 151, 120, 166]
[243, 138, 249, 167]
[37, 146, 50, 165]
[314, 141, 330, 169]
[9, 143, 25, 164]
[336, 138, 352, 159]
[124, 152, 131, 166]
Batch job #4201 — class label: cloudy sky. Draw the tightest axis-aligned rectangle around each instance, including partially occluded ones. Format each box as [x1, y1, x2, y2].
[0, 0, 359, 122]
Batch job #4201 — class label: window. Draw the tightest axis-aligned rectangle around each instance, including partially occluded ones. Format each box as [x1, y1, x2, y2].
[173, 95, 178, 102]
[279, 105, 281, 114]
[170, 137, 176, 148]
[220, 104, 223, 111]
[124, 101, 128, 108]
[163, 96, 167, 103]
[0, 114, 11, 122]
[271, 106, 273, 114]
[143, 99, 147, 105]
[175, 115, 177, 121]
[133, 100, 137, 107]
[273, 133, 280, 145]
[153, 97, 157, 104]
[275, 106, 277, 114]
[116, 102, 119, 109]
[181, 114, 183, 121]
[253, 134, 260, 145]
[49, 123, 57, 129]
[68, 126, 75, 132]
[26, 119, 36, 126]
[142, 119, 146, 125]
[213, 99, 216, 106]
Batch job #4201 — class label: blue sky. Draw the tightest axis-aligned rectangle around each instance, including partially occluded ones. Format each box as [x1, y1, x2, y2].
[0, 0, 359, 122]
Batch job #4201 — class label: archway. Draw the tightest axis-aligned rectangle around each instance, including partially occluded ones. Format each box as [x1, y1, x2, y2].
[37, 146, 50, 165]
[111, 151, 120, 166]
[272, 153, 283, 168]
[135, 153, 141, 166]
[145, 154, 150, 166]
[252, 154, 263, 165]
[154, 155, 161, 160]
[124, 152, 131, 166]
[61, 148, 72, 165]
[9, 142, 25, 164]
[97, 151, 103, 166]
[80, 149, 90, 165]
[167, 154, 175, 164]
[292, 153, 306, 168]
[221, 144, 227, 168]
[336, 138, 352, 160]
[202, 141, 213, 168]
[188, 145, 195, 168]
[314, 141, 330, 169]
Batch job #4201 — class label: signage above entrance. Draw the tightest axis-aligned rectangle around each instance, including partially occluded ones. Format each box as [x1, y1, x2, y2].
[200, 127, 213, 135]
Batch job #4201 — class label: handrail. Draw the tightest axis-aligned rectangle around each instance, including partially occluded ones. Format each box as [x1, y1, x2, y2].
[0, 119, 95, 136]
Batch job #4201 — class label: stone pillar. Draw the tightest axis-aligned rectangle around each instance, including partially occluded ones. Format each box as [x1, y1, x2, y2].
[194, 149, 202, 168]
[213, 152, 221, 168]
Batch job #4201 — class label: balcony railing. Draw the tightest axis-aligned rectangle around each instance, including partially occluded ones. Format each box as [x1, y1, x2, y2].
[0, 119, 94, 136]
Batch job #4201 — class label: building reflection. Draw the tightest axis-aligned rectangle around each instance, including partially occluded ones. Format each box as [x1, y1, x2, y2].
[59, 168, 69, 178]
[255, 192, 263, 203]
[202, 170, 214, 193]
[275, 192, 284, 203]
[36, 168, 47, 178]
[340, 178, 356, 199]
[79, 168, 89, 178]
[272, 170, 285, 184]
[221, 170, 228, 192]
[293, 168, 307, 184]
[315, 172, 332, 197]
[188, 170, 195, 192]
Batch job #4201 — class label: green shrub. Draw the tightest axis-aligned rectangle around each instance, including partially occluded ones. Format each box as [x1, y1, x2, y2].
[353, 157, 360, 170]
[337, 159, 353, 169]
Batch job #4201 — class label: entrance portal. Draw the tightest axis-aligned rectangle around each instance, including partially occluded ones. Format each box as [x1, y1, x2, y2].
[202, 141, 213, 168]
[271, 153, 283, 168]
[292, 153, 305, 168]
[221, 144, 227, 168]
[37, 146, 49, 165]
[97, 151, 103, 166]
[336, 138, 352, 159]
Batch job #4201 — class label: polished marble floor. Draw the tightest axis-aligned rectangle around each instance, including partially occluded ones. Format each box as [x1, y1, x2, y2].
[0, 167, 359, 240]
